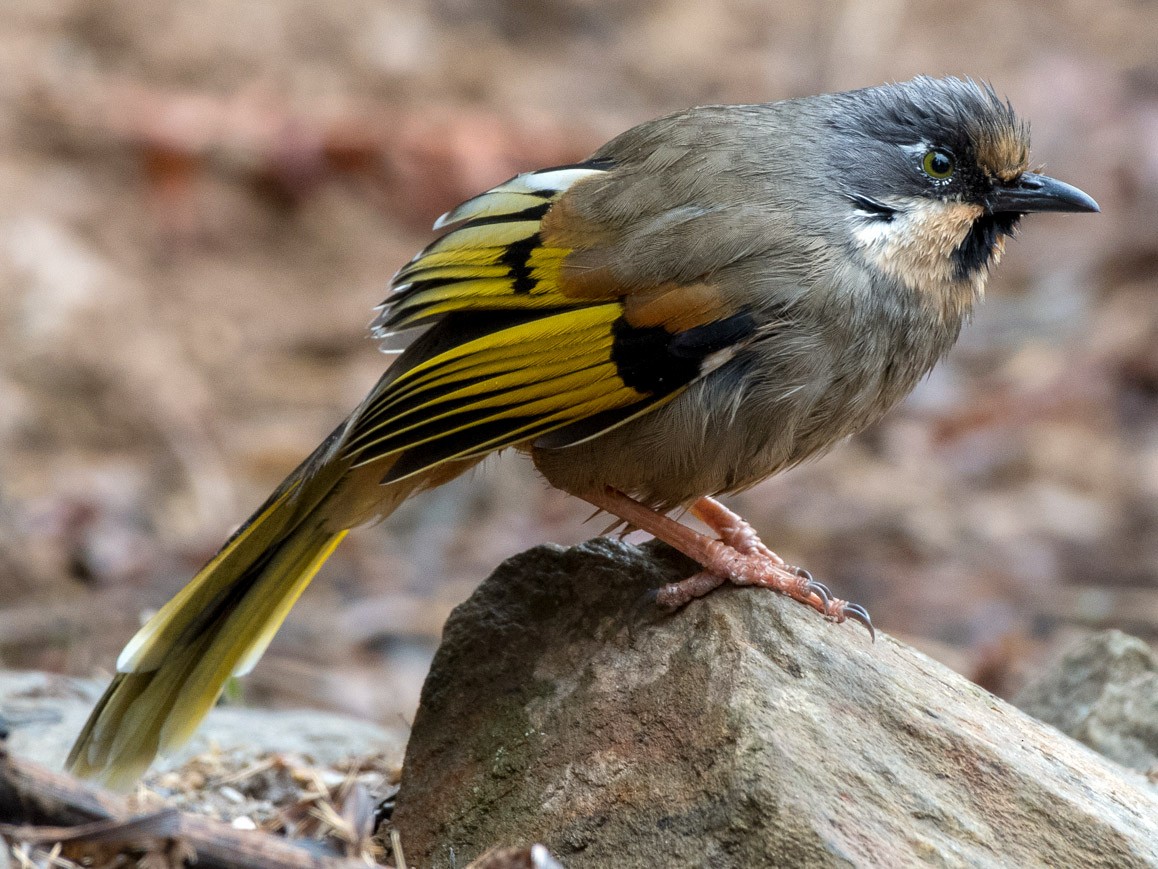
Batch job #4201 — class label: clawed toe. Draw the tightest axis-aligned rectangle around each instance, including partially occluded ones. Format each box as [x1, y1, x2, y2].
[655, 561, 876, 643]
[834, 601, 876, 642]
[654, 570, 728, 610]
[789, 566, 831, 608]
[581, 489, 876, 642]
[789, 565, 874, 641]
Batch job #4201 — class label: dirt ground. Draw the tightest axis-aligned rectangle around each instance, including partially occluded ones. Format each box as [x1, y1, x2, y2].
[0, 0, 1155, 737]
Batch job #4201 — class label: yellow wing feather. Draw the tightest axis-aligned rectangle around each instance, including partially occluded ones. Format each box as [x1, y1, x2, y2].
[346, 303, 671, 478]
[353, 160, 756, 482]
[66, 159, 760, 790]
[375, 166, 606, 335]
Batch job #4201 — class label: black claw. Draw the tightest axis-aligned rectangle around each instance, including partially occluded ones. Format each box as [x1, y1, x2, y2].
[789, 566, 831, 607]
[807, 581, 832, 609]
[809, 579, 834, 601]
[842, 603, 876, 642]
[786, 564, 872, 641]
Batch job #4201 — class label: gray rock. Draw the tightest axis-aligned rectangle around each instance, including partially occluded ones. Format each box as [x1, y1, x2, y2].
[394, 539, 1158, 868]
[0, 670, 103, 770]
[1015, 629, 1158, 776]
[0, 669, 405, 775]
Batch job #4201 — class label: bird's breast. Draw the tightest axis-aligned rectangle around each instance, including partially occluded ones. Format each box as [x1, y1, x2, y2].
[533, 277, 965, 509]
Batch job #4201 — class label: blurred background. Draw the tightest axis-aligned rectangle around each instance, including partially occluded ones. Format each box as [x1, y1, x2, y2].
[0, 0, 1154, 732]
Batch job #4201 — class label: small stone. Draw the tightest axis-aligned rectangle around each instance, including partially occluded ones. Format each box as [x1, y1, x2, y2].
[1014, 629, 1158, 774]
[218, 785, 245, 804]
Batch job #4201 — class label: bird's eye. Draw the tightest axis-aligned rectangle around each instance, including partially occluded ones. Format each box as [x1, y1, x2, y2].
[922, 149, 955, 180]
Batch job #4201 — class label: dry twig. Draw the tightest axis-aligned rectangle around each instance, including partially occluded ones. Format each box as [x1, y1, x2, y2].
[0, 747, 378, 869]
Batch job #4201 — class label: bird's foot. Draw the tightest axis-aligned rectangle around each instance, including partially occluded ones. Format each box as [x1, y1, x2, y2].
[654, 541, 874, 640]
[685, 495, 874, 638]
[685, 495, 870, 639]
[583, 488, 874, 640]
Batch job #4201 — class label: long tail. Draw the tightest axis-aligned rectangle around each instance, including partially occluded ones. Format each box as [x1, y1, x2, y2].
[67, 445, 354, 789]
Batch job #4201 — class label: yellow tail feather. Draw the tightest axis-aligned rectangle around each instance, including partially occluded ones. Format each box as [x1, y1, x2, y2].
[66, 487, 347, 790]
[66, 160, 625, 789]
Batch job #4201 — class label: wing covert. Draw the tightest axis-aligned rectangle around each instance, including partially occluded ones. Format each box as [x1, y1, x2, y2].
[349, 159, 761, 484]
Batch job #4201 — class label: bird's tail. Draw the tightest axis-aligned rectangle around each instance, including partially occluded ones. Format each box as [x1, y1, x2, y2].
[66, 446, 355, 790]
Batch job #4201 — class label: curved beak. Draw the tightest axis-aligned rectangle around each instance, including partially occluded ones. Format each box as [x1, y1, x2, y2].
[990, 172, 1100, 215]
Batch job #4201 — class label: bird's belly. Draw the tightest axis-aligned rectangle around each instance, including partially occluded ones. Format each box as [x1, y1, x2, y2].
[532, 340, 921, 511]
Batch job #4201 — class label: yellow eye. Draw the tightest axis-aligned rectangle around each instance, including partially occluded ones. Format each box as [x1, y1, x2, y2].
[922, 149, 955, 180]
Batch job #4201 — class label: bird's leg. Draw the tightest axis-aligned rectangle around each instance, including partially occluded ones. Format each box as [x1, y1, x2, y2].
[582, 487, 874, 639]
[689, 495, 782, 561]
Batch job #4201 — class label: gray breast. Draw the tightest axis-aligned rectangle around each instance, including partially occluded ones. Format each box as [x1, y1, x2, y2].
[533, 274, 965, 510]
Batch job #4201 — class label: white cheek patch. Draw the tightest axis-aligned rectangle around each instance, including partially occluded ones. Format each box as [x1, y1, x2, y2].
[849, 202, 912, 251]
[847, 197, 988, 302]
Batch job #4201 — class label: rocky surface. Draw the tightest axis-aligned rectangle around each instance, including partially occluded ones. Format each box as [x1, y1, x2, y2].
[1, 671, 407, 866]
[1015, 629, 1158, 778]
[2, 669, 407, 866]
[0, 669, 405, 776]
[393, 539, 1158, 868]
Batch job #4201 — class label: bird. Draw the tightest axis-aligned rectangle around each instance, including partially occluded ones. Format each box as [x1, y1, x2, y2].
[66, 76, 1098, 789]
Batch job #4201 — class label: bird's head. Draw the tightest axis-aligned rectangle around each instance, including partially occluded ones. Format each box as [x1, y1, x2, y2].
[825, 76, 1098, 314]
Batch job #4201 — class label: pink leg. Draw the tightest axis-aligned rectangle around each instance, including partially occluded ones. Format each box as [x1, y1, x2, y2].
[690, 496, 782, 560]
[582, 487, 874, 639]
